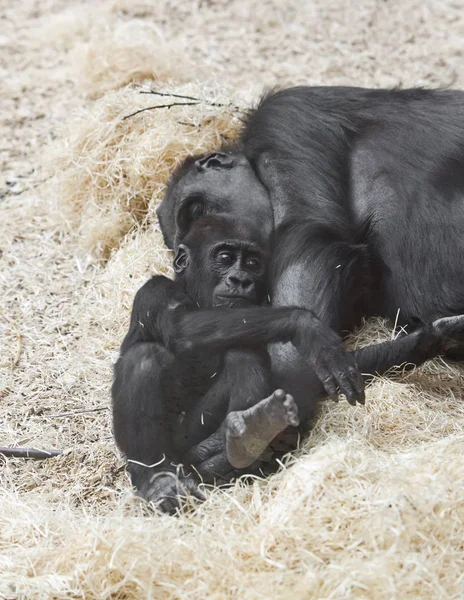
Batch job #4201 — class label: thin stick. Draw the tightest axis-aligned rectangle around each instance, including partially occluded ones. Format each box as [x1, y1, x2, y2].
[140, 90, 242, 111]
[123, 102, 201, 120]
[0, 310, 22, 368]
[140, 90, 202, 101]
[0, 447, 62, 459]
[46, 406, 109, 418]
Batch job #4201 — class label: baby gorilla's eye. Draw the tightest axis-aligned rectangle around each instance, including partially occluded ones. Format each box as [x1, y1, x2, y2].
[217, 251, 234, 264]
[246, 257, 261, 269]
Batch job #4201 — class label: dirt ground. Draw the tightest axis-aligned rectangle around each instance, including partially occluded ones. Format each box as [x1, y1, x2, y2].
[1, 1, 464, 598]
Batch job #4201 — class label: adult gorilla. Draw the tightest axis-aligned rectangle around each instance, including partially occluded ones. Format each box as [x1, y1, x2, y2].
[158, 86, 464, 406]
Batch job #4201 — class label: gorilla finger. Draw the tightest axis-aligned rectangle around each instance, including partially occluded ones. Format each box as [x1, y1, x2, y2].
[178, 479, 206, 502]
[350, 366, 365, 404]
[196, 453, 233, 480]
[334, 372, 357, 406]
[188, 484, 206, 502]
[353, 380, 365, 405]
[185, 435, 224, 464]
[320, 373, 340, 402]
[339, 365, 365, 405]
[345, 387, 357, 407]
[155, 496, 179, 515]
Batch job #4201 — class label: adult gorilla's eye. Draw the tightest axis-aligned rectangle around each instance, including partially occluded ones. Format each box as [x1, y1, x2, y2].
[246, 257, 261, 269]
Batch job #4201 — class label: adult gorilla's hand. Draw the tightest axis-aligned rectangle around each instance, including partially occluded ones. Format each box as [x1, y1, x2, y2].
[293, 312, 365, 405]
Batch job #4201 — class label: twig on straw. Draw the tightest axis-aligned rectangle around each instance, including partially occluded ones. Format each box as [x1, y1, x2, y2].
[46, 406, 109, 418]
[123, 102, 201, 120]
[140, 89, 243, 112]
[140, 90, 202, 101]
[123, 90, 244, 121]
[0, 446, 63, 459]
[0, 310, 22, 368]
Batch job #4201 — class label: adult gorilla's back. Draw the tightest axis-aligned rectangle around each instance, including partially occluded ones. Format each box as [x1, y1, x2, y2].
[158, 86, 464, 377]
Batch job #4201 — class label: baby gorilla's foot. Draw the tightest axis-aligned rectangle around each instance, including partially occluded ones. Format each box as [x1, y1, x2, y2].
[225, 389, 299, 469]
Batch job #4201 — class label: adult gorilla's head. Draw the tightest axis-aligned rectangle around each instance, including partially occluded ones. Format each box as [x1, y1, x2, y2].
[157, 151, 273, 250]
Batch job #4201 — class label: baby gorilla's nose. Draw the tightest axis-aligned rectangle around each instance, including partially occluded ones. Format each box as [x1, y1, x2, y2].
[227, 274, 253, 292]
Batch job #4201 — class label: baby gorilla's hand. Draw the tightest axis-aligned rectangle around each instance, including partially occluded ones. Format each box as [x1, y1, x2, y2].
[138, 470, 204, 515]
[294, 312, 365, 405]
[185, 430, 277, 485]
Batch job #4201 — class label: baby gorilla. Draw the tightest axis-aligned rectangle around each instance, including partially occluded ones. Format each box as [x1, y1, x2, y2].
[112, 214, 464, 513]
[113, 215, 299, 512]
[173, 215, 299, 470]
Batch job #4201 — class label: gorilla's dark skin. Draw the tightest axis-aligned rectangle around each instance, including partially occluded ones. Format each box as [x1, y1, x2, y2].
[160, 86, 464, 324]
[148, 86, 464, 501]
[112, 214, 464, 513]
[159, 85, 464, 412]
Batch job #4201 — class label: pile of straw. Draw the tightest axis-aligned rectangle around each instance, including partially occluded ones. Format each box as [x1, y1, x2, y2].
[1, 0, 464, 597]
[50, 83, 243, 261]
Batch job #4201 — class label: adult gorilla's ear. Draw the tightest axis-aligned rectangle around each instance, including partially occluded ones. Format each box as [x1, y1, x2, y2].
[157, 155, 198, 249]
[176, 196, 205, 237]
[173, 244, 190, 274]
[195, 152, 234, 171]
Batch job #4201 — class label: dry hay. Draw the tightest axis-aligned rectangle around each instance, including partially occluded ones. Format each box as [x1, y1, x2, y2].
[49, 83, 244, 261]
[1, 0, 464, 598]
[37, 3, 193, 99]
[71, 22, 190, 100]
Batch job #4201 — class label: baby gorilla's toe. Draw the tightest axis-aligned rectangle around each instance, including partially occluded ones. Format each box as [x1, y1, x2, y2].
[225, 411, 247, 438]
[283, 393, 300, 427]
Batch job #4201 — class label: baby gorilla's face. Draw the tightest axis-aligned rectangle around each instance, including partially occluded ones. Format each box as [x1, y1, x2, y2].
[174, 214, 269, 308]
[173, 216, 270, 309]
[208, 242, 266, 308]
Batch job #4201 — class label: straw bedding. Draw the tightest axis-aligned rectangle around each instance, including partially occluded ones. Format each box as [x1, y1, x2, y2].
[1, 0, 463, 598]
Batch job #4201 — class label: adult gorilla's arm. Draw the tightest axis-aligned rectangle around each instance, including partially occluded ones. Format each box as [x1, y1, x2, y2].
[244, 87, 371, 330]
[151, 305, 365, 405]
[239, 88, 378, 399]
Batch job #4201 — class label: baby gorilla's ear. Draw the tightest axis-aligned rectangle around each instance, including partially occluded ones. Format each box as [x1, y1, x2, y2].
[173, 244, 190, 274]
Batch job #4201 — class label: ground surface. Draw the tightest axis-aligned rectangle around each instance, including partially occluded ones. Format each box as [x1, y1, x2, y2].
[1, 1, 464, 598]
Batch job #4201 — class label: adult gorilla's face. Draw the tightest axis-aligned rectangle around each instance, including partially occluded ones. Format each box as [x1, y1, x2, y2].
[157, 152, 274, 249]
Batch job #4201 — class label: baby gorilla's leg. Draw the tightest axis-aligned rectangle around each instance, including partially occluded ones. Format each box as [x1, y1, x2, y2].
[225, 389, 299, 468]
